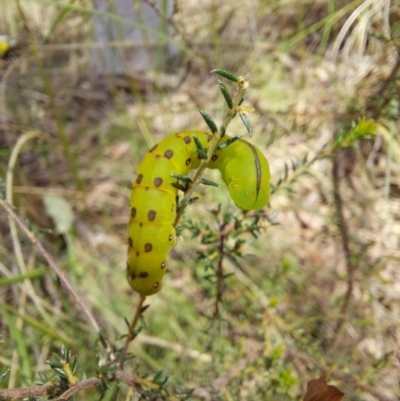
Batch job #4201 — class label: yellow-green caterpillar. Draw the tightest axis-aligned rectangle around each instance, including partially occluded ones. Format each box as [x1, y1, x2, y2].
[127, 131, 270, 296]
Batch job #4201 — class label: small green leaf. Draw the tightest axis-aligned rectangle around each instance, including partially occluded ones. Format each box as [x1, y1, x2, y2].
[196, 148, 208, 160]
[284, 163, 289, 180]
[192, 134, 205, 151]
[0, 369, 9, 383]
[199, 110, 218, 133]
[171, 182, 187, 192]
[175, 225, 187, 236]
[170, 173, 192, 183]
[220, 125, 226, 137]
[217, 136, 241, 149]
[188, 197, 199, 205]
[239, 112, 253, 137]
[53, 367, 67, 379]
[199, 178, 220, 188]
[218, 80, 233, 108]
[211, 69, 239, 82]
[28, 393, 38, 401]
[141, 304, 150, 313]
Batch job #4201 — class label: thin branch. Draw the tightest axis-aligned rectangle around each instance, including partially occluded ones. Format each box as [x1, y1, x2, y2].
[330, 152, 355, 345]
[117, 294, 147, 367]
[0, 385, 49, 399]
[56, 377, 101, 400]
[173, 75, 249, 226]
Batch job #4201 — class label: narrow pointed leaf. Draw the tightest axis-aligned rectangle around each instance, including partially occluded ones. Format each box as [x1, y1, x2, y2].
[0, 369, 9, 383]
[192, 134, 205, 151]
[199, 178, 220, 188]
[170, 173, 192, 183]
[218, 81, 233, 108]
[210, 69, 239, 82]
[239, 112, 253, 137]
[218, 136, 241, 149]
[199, 110, 218, 133]
[171, 182, 187, 192]
[196, 148, 208, 160]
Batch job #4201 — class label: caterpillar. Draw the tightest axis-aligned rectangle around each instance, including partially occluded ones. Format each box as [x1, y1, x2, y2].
[127, 130, 270, 296]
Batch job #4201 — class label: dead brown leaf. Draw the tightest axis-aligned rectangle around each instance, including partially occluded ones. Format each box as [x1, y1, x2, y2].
[303, 373, 345, 401]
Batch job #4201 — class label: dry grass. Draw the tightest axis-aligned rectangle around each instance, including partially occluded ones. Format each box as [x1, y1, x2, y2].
[0, 0, 399, 400]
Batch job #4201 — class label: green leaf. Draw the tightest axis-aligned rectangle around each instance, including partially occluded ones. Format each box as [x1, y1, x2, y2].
[192, 134, 205, 151]
[170, 173, 192, 183]
[199, 110, 218, 133]
[171, 182, 187, 192]
[210, 69, 239, 82]
[218, 80, 233, 108]
[196, 148, 208, 160]
[218, 136, 241, 149]
[141, 304, 150, 313]
[0, 369, 9, 383]
[28, 393, 38, 401]
[239, 112, 253, 137]
[42, 194, 74, 234]
[188, 197, 199, 205]
[199, 178, 220, 188]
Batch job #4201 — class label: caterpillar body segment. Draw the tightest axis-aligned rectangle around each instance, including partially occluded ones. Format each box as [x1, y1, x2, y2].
[127, 131, 270, 296]
[208, 137, 270, 210]
[127, 131, 213, 296]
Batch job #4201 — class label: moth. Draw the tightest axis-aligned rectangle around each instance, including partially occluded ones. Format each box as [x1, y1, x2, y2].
[127, 131, 270, 296]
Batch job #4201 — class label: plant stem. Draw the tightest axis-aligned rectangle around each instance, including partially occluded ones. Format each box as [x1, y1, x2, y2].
[174, 75, 249, 227]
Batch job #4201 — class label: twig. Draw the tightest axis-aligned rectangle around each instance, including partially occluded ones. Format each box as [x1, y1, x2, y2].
[57, 377, 101, 400]
[173, 75, 249, 226]
[213, 221, 234, 319]
[0, 385, 49, 399]
[0, 199, 114, 359]
[330, 152, 355, 346]
[117, 294, 147, 367]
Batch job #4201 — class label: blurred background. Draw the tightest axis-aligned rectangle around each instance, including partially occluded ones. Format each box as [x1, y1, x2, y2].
[0, 0, 399, 400]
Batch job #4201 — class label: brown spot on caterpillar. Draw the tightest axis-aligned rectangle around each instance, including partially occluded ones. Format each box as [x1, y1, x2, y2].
[155, 154, 161, 159]
[183, 136, 191, 144]
[164, 149, 173, 159]
[136, 174, 143, 184]
[212, 155, 218, 161]
[144, 243, 153, 252]
[185, 158, 191, 166]
[136, 252, 139, 256]
[128, 238, 133, 247]
[154, 177, 163, 187]
[161, 262, 166, 269]
[131, 208, 136, 218]
[130, 273, 136, 280]
[149, 144, 158, 152]
[171, 204, 174, 211]
[139, 271, 148, 278]
[139, 222, 143, 227]
[153, 282, 159, 288]
[207, 135, 213, 142]
[148, 210, 156, 221]
[169, 234, 173, 241]
[145, 186, 149, 190]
